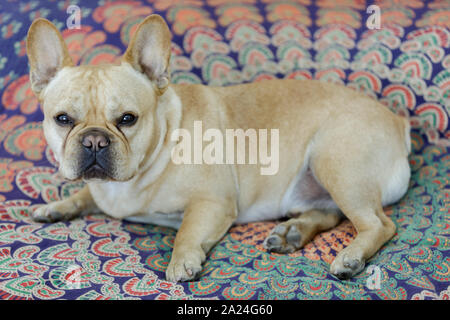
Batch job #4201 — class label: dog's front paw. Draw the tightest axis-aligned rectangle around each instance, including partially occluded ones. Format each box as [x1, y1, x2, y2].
[166, 249, 204, 282]
[32, 201, 80, 223]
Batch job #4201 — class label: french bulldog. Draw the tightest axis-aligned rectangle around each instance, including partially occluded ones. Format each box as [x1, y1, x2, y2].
[26, 14, 411, 282]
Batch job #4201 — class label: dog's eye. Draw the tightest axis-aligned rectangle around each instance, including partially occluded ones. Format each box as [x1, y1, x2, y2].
[117, 113, 137, 126]
[54, 113, 73, 126]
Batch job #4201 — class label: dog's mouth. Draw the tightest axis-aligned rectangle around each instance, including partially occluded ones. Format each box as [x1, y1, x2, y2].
[79, 150, 114, 181]
[82, 162, 110, 180]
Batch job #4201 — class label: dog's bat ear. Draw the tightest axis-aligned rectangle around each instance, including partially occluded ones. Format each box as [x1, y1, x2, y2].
[26, 18, 73, 96]
[122, 14, 172, 95]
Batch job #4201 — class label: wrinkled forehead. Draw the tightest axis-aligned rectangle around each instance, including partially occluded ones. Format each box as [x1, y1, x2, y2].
[41, 63, 156, 115]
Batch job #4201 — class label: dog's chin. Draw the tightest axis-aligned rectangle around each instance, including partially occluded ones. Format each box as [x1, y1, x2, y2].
[81, 164, 111, 181]
[78, 165, 136, 183]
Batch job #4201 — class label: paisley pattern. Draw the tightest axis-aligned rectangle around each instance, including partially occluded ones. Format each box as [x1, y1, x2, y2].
[0, 0, 449, 300]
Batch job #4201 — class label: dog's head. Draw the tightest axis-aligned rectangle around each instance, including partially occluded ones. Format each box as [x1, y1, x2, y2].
[26, 15, 172, 181]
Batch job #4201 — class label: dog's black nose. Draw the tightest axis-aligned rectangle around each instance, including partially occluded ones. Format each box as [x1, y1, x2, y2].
[82, 130, 110, 152]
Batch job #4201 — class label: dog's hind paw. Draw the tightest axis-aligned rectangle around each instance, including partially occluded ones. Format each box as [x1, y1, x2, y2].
[330, 251, 365, 280]
[166, 248, 204, 282]
[263, 223, 303, 254]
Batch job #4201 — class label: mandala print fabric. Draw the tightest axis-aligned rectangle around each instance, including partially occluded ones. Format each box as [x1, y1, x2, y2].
[0, 0, 449, 300]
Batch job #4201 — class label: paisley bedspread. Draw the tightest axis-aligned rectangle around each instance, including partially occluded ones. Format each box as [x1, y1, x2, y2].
[0, 0, 449, 300]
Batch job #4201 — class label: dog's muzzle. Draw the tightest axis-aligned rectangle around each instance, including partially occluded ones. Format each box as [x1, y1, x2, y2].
[79, 129, 113, 179]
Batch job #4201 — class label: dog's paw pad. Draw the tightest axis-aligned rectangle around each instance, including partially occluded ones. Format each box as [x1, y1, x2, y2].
[264, 224, 302, 254]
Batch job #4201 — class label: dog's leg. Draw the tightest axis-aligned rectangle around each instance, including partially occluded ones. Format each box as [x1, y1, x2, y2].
[264, 209, 342, 253]
[166, 199, 236, 282]
[329, 205, 395, 279]
[32, 185, 98, 222]
[310, 156, 397, 280]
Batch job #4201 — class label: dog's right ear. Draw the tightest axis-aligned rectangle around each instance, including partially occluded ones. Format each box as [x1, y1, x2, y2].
[26, 18, 73, 95]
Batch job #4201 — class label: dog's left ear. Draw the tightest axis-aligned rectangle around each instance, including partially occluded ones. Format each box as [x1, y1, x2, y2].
[123, 14, 172, 95]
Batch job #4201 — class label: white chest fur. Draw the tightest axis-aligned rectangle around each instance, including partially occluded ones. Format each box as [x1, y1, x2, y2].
[88, 180, 148, 219]
[88, 180, 185, 229]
